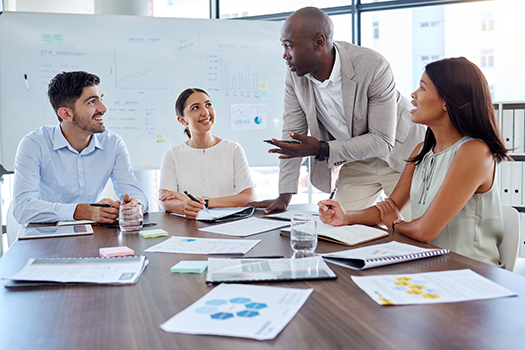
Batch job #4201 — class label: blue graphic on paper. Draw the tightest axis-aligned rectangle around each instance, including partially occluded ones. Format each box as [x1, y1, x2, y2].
[211, 312, 234, 320]
[181, 238, 197, 242]
[237, 310, 259, 317]
[230, 298, 251, 304]
[246, 302, 267, 310]
[196, 297, 267, 321]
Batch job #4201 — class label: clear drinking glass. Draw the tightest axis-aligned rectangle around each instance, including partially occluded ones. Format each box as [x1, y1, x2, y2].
[119, 204, 143, 232]
[290, 215, 317, 254]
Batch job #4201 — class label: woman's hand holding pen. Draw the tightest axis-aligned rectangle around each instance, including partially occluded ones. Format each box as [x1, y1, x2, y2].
[318, 199, 347, 226]
[184, 199, 205, 220]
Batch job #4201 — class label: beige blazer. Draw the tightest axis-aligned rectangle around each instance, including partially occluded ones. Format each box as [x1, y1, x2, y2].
[279, 41, 426, 194]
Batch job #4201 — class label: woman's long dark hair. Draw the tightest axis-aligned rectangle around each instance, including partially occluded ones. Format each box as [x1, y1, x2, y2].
[409, 57, 510, 164]
[175, 87, 209, 139]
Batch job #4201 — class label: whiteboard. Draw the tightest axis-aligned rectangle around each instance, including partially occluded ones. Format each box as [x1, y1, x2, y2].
[0, 12, 286, 170]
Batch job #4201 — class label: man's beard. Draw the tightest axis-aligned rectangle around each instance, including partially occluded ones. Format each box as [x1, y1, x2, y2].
[72, 112, 105, 134]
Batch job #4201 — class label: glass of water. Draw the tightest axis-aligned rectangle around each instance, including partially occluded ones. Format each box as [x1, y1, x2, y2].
[290, 215, 317, 254]
[119, 204, 143, 232]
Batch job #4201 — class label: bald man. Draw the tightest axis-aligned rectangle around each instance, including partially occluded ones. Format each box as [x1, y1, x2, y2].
[249, 7, 425, 217]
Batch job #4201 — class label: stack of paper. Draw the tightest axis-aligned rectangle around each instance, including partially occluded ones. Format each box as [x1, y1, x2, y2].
[2, 256, 148, 287]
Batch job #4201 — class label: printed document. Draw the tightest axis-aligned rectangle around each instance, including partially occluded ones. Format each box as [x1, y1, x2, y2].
[199, 217, 289, 236]
[144, 236, 260, 255]
[3, 256, 147, 285]
[265, 210, 319, 221]
[352, 269, 516, 305]
[161, 283, 313, 340]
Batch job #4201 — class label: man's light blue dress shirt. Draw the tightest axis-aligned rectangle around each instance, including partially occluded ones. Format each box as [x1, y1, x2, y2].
[12, 124, 149, 224]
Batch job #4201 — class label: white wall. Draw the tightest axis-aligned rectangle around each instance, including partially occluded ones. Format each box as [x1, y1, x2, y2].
[8, 0, 94, 14]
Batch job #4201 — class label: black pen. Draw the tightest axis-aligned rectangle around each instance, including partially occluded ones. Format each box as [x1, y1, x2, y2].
[324, 188, 337, 210]
[231, 255, 284, 259]
[90, 203, 112, 208]
[184, 190, 210, 213]
[263, 139, 301, 144]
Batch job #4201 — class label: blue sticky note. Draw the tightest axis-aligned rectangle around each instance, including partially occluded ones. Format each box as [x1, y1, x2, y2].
[260, 90, 270, 100]
[52, 34, 64, 45]
[41, 34, 52, 45]
[171, 261, 209, 274]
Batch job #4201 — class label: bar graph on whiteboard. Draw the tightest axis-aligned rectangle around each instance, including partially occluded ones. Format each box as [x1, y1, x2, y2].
[231, 104, 267, 130]
[206, 54, 262, 99]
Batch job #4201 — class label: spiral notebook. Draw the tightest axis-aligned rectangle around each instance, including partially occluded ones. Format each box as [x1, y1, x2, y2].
[322, 241, 449, 270]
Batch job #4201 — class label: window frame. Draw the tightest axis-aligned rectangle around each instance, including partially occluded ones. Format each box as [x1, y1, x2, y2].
[212, 0, 493, 45]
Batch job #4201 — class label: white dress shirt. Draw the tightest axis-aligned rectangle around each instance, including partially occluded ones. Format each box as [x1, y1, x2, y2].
[12, 124, 149, 224]
[306, 47, 350, 140]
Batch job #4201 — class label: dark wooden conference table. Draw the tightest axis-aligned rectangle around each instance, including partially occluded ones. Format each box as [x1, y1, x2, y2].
[1, 209, 524, 350]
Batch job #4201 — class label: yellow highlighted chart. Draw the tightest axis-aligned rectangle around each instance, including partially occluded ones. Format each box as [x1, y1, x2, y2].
[351, 270, 516, 306]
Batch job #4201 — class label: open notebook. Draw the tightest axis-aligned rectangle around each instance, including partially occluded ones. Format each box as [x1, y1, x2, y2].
[281, 222, 388, 246]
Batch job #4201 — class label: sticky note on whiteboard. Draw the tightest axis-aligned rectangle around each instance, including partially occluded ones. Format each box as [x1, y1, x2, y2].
[52, 34, 64, 45]
[259, 81, 269, 90]
[41, 34, 52, 45]
[156, 134, 166, 143]
[260, 90, 270, 100]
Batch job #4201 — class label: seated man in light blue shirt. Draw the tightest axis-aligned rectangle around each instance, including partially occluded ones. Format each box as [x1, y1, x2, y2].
[12, 71, 149, 224]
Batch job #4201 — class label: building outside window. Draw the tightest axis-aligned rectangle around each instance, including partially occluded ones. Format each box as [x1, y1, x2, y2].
[373, 21, 379, 39]
[481, 49, 494, 67]
[482, 13, 495, 31]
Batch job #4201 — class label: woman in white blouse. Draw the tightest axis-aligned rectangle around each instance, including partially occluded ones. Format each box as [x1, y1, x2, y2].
[158, 88, 255, 219]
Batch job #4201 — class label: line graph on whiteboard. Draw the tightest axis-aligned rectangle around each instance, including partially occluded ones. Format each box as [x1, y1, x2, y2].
[113, 48, 173, 90]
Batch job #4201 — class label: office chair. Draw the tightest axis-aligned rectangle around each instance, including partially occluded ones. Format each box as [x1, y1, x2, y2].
[499, 205, 520, 271]
[6, 203, 22, 248]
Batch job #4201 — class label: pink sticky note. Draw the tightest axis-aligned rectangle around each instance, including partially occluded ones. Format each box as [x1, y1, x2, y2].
[99, 246, 135, 258]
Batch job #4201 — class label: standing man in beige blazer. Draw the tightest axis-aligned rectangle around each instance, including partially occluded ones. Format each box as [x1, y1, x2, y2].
[249, 7, 426, 216]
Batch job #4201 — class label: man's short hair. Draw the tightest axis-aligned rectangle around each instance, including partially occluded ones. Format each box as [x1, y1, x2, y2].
[48, 71, 100, 122]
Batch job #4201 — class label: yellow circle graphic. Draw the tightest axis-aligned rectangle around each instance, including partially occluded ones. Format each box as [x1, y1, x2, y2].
[394, 281, 411, 286]
[396, 277, 412, 281]
[409, 285, 425, 290]
[422, 293, 440, 299]
[406, 290, 423, 295]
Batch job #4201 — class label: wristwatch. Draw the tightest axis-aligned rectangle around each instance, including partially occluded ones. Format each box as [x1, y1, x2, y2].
[392, 219, 405, 233]
[315, 141, 328, 162]
[203, 197, 209, 208]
